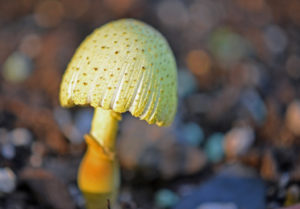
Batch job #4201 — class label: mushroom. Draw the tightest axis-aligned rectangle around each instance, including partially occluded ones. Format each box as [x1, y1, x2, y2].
[59, 19, 177, 208]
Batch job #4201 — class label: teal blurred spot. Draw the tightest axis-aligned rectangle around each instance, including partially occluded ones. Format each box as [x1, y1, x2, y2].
[240, 89, 267, 125]
[204, 133, 224, 163]
[155, 189, 179, 208]
[2, 52, 33, 83]
[178, 69, 197, 98]
[182, 122, 204, 146]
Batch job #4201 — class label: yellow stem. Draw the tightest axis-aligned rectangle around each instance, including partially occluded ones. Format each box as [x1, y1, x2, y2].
[90, 108, 121, 151]
[78, 108, 121, 209]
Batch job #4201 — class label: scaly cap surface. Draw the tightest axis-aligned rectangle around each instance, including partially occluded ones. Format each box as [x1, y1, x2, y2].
[59, 19, 177, 126]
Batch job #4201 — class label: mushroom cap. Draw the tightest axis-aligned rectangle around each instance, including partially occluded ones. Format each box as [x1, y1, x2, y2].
[59, 19, 177, 126]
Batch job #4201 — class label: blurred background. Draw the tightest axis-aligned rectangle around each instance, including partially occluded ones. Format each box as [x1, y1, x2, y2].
[0, 0, 300, 208]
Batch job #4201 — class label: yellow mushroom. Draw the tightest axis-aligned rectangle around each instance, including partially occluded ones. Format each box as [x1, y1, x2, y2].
[59, 19, 177, 209]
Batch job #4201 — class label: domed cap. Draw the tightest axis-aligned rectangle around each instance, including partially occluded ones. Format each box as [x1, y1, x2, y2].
[59, 19, 177, 126]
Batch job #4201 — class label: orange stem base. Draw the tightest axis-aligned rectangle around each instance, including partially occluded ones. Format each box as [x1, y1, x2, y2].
[78, 134, 119, 209]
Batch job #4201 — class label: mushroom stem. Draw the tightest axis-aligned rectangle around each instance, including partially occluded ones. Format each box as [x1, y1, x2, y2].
[91, 108, 121, 152]
[78, 108, 121, 209]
